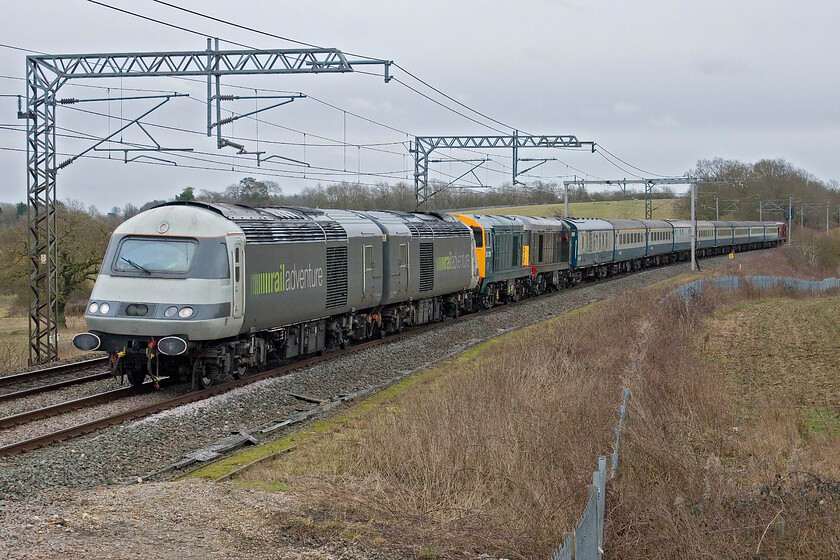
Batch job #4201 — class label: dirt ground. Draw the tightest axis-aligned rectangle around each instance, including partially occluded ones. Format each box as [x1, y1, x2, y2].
[0, 481, 405, 560]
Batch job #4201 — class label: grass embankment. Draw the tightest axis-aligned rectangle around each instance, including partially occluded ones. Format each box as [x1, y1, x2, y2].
[213, 248, 840, 559]
[609, 292, 840, 559]
[222, 300, 631, 558]
[475, 198, 679, 219]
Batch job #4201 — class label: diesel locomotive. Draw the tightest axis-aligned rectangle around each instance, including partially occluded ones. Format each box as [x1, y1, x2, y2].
[73, 201, 785, 388]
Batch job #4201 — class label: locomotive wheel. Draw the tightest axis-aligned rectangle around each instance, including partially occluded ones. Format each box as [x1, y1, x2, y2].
[232, 362, 247, 379]
[193, 360, 213, 389]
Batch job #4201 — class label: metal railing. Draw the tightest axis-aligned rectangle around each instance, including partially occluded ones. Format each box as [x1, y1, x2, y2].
[672, 276, 840, 300]
[550, 276, 840, 559]
[550, 383, 631, 560]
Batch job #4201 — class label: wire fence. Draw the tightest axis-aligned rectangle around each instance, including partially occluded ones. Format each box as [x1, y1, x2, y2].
[549, 276, 840, 559]
[550, 378, 632, 560]
[671, 275, 840, 300]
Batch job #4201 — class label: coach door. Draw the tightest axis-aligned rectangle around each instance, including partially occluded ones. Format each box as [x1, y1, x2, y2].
[396, 243, 408, 295]
[232, 239, 244, 319]
[362, 244, 375, 303]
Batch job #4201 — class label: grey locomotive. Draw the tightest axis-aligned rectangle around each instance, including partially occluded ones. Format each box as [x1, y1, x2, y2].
[74, 201, 478, 388]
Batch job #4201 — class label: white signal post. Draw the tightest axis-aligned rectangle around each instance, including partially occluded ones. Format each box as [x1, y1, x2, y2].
[691, 182, 697, 271]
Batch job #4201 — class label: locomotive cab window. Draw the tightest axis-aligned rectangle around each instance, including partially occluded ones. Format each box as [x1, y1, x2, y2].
[471, 227, 484, 248]
[114, 237, 197, 274]
[207, 242, 230, 279]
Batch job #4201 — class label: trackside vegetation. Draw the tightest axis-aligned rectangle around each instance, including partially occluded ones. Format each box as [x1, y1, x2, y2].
[223, 248, 840, 559]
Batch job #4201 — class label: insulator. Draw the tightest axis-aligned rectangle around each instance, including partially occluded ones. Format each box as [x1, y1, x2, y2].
[218, 95, 237, 101]
[59, 98, 77, 105]
[218, 116, 235, 126]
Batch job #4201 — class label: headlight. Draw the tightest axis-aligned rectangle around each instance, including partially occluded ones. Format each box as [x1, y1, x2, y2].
[158, 336, 188, 356]
[164, 306, 178, 318]
[178, 307, 194, 318]
[99, 303, 110, 314]
[88, 302, 99, 314]
[73, 332, 101, 351]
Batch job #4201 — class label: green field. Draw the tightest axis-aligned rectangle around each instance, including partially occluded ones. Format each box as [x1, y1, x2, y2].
[472, 198, 680, 219]
[708, 297, 840, 430]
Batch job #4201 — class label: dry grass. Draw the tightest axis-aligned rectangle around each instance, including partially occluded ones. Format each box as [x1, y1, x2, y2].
[0, 305, 90, 374]
[609, 289, 840, 559]
[237, 298, 651, 558]
[231, 248, 840, 559]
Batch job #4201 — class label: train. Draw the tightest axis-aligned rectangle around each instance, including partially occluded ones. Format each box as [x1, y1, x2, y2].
[72, 201, 786, 388]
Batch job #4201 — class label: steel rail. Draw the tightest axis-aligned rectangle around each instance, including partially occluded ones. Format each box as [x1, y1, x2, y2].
[0, 317, 465, 457]
[0, 356, 109, 388]
[0, 247, 779, 457]
[0, 384, 151, 429]
[0, 371, 113, 403]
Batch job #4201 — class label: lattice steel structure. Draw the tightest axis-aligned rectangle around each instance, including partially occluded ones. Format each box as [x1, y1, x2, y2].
[23, 44, 391, 364]
[562, 177, 695, 219]
[413, 133, 593, 209]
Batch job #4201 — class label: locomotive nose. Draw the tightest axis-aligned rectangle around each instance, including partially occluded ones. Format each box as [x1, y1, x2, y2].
[73, 332, 101, 351]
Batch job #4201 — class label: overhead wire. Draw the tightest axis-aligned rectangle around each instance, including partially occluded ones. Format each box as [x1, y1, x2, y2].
[595, 150, 646, 180]
[54, 104, 411, 177]
[0, 42, 48, 55]
[81, 0, 602, 183]
[0, 143, 408, 187]
[11, 2, 647, 190]
[148, 0, 323, 51]
[84, 0, 252, 48]
[62, 99, 410, 161]
[596, 143, 672, 178]
[89, 0, 514, 135]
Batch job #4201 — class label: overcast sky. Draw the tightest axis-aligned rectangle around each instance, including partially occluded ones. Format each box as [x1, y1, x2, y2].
[1, 0, 838, 211]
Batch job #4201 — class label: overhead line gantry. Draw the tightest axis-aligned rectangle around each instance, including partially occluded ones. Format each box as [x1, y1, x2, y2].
[412, 131, 594, 210]
[562, 177, 697, 220]
[21, 41, 392, 364]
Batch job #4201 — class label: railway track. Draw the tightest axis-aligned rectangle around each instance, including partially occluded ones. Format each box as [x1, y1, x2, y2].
[0, 356, 109, 388]
[0, 322, 445, 456]
[0, 384, 153, 429]
[0, 356, 111, 402]
[0, 252, 742, 459]
[0, 278, 576, 458]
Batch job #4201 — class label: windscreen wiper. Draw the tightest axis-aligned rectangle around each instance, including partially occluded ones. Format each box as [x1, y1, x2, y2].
[121, 257, 151, 274]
